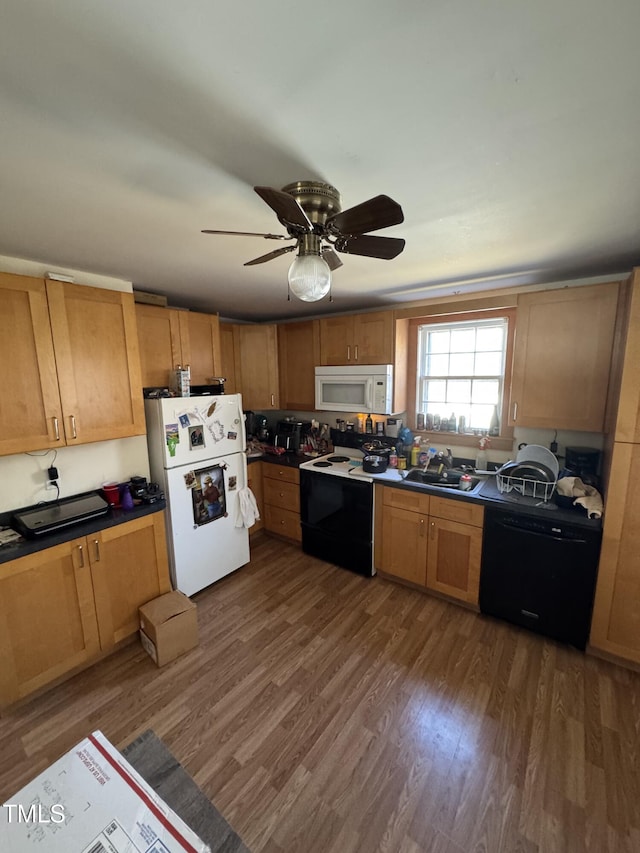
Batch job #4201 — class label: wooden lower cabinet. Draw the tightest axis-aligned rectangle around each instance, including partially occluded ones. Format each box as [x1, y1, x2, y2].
[247, 461, 264, 537]
[89, 513, 171, 651]
[262, 464, 301, 543]
[376, 486, 483, 607]
[0, 511, 171, 706]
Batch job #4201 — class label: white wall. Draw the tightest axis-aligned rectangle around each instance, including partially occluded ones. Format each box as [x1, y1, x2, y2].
[0, 255, 151, 514]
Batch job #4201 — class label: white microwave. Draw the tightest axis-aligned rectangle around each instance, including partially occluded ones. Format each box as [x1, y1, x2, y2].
[314, 365, 394, 414]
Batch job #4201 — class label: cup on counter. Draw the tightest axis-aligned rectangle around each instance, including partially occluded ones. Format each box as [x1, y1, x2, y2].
[102, 482, 120, 506]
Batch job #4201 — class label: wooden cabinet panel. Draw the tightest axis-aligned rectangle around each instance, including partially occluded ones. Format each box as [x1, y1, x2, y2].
[135, 304, 184, 387]
[278, 320, 320, 409]
[319, 311, 394, 365]
[426, 517, 482, 605]
[264, 504, 301, 542]
[247, 461, 264, 537]
[219, 323, 238, 394]
[509, 283, 619, 431]
[235, 324, 280, 409]
[0, 538, 100, 706]
[263, 478, 300, 513]
[382, 484, 430, 515]
[429, 496, 484, 527]
[0, 272, 64, 454]
[590, 442, 640, 663]
[380, 505, 428, 586]
[181, 311, 222, 385]
[89, 513, 171, 651]
[612, 271, 640, 443]
[47, 281, 146, 444]
[262, 465, 299, 486]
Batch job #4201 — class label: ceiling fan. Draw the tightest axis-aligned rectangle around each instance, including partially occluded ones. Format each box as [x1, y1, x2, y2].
[202, 181, 405, 302]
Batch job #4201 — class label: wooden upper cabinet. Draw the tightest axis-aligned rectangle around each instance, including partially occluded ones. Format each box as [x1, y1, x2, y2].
[0, 272, 64, 454]
[181, 310, 222, 385]
[219, 323, 238, 394]
[47, 281, 146, 444]
[234, 324, 280, 409]
[319, 311, 394, 365]
[612, 270, 640, 443]
[278, 320, 320, 410]
[509, 283, 619, 431]
[135, 304, 184, 387]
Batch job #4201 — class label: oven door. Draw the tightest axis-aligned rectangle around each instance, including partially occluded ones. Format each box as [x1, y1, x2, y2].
[300, 469, 374, 576]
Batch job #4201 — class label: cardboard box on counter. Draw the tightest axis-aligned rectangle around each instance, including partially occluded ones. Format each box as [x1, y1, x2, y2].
[0, 730, 209, 852]
[139, 590, 198, 667]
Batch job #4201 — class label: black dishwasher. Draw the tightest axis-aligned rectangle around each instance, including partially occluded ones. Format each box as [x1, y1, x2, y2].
[479, 507, 602, 649]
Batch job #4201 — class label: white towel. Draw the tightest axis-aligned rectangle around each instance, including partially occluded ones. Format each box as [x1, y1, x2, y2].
[557, 476, 604, 519]
[235, 486, 261, 528]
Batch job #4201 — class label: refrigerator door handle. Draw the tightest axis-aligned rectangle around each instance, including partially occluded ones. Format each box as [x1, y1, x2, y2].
[238, 393, 247, 450]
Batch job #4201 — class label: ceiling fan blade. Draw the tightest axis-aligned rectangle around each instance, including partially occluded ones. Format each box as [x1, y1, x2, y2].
[334, 234, 406, 260]
[322, 246, 343, 271]
[201, 229, 289, 240]
[244, 245, 297, 266]
[254, 186, 312, 231]
[326, 195, 404, 236]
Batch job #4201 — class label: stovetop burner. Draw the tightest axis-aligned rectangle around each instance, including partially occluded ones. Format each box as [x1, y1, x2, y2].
[327, 455, 350, 463]
[313, 461, 333, 467]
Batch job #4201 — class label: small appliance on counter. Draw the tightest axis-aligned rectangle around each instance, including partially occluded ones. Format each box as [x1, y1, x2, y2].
[244, 411, 270, 442]
[274, 419, 312, 453]
[385, 417, 403, 437]
[12, 492, 110, 538]
[563, 446, 601, 486]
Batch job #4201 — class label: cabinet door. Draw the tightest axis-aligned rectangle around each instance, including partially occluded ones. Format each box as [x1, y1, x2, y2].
[247, 461, 264, 537]
[89, 513, 171, 651]
[590, 442, 640, 663]
[0, 538, 100, 706]
[263, 477, 300, 513]
[0, 272, 64, 455]
[380, 505, 428, 586]
[235, 324, 280, 408]
[47, 281, 146, 443]
[319, 316, 353, 364]
[219, 323, 238, 394]
[264, 504, 301, 542]
[426, 517, 482, 605]
[353, 311, 394, 364]
[135, 304, 183, 387]
[278, 320, 320, 409]
[509, 283, 619, 431]
[181, 311, 222, 385]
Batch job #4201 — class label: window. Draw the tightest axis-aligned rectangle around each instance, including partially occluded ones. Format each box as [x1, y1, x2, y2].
[416, 316, 510, 433]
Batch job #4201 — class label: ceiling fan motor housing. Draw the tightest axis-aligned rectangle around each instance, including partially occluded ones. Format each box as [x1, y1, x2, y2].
[281, 181, 342, 229]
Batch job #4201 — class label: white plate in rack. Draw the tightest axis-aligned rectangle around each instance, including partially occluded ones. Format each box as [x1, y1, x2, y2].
[515, 444, 559, 479]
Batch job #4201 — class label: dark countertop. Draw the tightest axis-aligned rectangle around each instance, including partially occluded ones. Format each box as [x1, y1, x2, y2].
[0, 498, 167, 565]
[249, 452, 305, 469]
[371, 470, 602, 530]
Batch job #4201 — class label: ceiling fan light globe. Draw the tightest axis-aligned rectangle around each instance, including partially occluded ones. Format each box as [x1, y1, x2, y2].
[287, 254, 331, 302]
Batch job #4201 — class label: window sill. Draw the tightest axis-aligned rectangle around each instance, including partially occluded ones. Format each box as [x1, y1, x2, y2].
[411, 431, 514, 452]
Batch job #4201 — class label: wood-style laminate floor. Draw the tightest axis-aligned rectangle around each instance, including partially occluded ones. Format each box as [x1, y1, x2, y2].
[1, 535, 639, 853]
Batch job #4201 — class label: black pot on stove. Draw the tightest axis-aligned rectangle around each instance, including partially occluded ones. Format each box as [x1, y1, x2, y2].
[361, 439, 391, 459]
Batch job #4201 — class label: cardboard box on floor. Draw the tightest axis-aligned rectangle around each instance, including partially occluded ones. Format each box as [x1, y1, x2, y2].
[0, 730, 209, 852]
[139, 590, 198, 667]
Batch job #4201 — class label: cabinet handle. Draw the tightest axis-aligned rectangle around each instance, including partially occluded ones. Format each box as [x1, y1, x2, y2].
[70, 414, 77, 439]
[93, 539, 101, 562]
[347, 345, 351, 361]
[280, 520, 285, 525]
[512, 402, 518, 422]
[279, 492, 284, 497]
[271, 393, 275, 407]
[52, 417, 60, 441]
[430, 521, 436, 540]
[355, 345, 358, 361]
[77, 544, 85, 568]
[420, 518, 425, 537]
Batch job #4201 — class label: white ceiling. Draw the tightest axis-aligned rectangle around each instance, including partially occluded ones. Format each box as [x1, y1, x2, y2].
[1, 1, 639, 321]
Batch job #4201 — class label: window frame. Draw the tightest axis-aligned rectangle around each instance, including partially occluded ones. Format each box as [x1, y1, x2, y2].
[406, 308, 516, 449]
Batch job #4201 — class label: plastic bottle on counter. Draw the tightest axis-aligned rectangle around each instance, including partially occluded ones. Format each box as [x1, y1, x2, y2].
[476, 435, 489, 471]
[365, 414, 373, 434]
[410, 437, 421, 467]
[389, 447, 398, 468]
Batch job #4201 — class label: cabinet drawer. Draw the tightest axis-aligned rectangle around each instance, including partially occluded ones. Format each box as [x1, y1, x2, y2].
[263, 464, 300, 485]
[264, 505, 301, 542]
[429, 496, 484, 527]
[380, 485, 430, 515]
[263, 478, 300, 512]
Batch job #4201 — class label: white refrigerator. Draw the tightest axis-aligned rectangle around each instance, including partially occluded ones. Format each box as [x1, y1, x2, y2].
[144, 393, 250, 596]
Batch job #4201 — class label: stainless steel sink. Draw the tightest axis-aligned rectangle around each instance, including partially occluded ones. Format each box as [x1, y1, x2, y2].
[403, 469, 481, 491]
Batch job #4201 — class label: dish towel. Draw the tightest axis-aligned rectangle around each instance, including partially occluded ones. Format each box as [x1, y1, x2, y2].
[557, 476, 604, 519]
[235, 486, 261, 528]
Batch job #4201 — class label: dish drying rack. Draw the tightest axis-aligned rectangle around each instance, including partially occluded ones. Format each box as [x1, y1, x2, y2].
[496, 469, 557, 502]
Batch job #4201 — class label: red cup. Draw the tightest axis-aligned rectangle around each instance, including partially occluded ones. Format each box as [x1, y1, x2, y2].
[102, 482, 120, 506]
